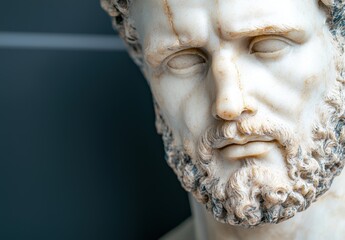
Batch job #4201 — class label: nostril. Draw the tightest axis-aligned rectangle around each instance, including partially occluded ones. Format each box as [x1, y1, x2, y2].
[243, 107, 254, 115]
[215, 114, 222, 120]
[243, 99, 258, 115]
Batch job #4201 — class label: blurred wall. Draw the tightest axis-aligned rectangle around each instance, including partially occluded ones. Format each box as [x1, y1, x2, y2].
[0, 1, 190, 239]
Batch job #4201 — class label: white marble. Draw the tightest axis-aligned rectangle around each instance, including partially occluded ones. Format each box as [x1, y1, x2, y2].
[101, 0, 345, 239]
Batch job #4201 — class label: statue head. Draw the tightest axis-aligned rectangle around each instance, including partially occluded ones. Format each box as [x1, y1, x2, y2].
[102, 0, 345, 227]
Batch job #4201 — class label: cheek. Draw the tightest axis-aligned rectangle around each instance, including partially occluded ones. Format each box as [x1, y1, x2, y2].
[292, 56, 336, 138]
[182, 81, 214, 139]
[271, 36, 334, 110]
[294, 40, 336, 110]
[272, 46, 330, 90]
[147, 69, 210, 144]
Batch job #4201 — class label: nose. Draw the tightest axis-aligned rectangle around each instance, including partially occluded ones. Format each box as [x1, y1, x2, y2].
[211, 54, 257, 121]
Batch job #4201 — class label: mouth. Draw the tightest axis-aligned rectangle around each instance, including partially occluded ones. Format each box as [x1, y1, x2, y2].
[214, 137, 275, 160]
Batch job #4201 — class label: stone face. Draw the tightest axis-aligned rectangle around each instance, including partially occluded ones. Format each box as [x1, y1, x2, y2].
[101, 0, 345, 238]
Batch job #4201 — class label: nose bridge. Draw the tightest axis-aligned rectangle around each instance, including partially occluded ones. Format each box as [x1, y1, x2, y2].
[212, 51, 247, 121]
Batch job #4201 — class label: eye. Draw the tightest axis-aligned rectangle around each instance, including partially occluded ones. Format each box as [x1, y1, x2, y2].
[166, 50, 207, 75]
[249, 36, 292, 57]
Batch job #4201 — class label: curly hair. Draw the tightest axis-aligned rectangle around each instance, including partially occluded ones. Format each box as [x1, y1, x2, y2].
[100, 0, 142, 65]
[101, 0, 345, 67]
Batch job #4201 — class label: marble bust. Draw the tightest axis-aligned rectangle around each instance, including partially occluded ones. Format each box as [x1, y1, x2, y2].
[101, 0, 345, 239]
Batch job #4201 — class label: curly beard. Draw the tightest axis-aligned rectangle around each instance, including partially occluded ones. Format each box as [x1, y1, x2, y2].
[154, 78, 345, 228]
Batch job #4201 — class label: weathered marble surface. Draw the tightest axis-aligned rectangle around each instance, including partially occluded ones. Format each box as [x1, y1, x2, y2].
[101, 0, 345, 239]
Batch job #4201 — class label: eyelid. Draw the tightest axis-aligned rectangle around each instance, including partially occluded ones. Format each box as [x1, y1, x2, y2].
[248, 35, 293, 54]
[164, 49, 207, 65]
[164, 48, 208, 75]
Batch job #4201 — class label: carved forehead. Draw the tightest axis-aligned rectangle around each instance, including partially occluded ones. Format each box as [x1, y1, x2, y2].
[101, 0, 344, 66]
[132, 0, 325, 49]
[132, 0, 331, 43]
[171, 0, 325, 35]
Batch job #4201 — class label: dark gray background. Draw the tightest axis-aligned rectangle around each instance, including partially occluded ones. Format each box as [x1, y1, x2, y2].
[0, 1, 190, 239]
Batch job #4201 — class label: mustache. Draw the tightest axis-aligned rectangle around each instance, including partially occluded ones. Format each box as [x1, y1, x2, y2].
[197, 117, 296, 163]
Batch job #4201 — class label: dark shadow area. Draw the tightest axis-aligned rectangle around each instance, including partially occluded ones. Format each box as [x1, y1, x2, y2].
[0, 1, 114, 34]
[0, 49, 190, 240]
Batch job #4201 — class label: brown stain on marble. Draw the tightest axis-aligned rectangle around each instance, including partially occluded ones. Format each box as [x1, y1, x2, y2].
[225, 26, 300, 39]
[302, 76, 316, 96]
[214, 0, 225, 49]
[144, 47, 161, 68]
[163, 0, 181, 45]
[302, 76, 316, 103]
[213, 56, 247, 118]
[214, 0, 221, 37]
[234, 61, 247, 112]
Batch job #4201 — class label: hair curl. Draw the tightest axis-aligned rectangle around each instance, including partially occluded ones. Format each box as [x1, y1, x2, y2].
[100, 0, 142, 65]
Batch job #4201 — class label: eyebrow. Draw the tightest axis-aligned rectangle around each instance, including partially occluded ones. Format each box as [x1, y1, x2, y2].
[223, 25, 305, 39]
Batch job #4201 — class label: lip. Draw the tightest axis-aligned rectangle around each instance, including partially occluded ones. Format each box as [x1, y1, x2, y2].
[219, 140, 275, 160]
[213, 136, 274, 149]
